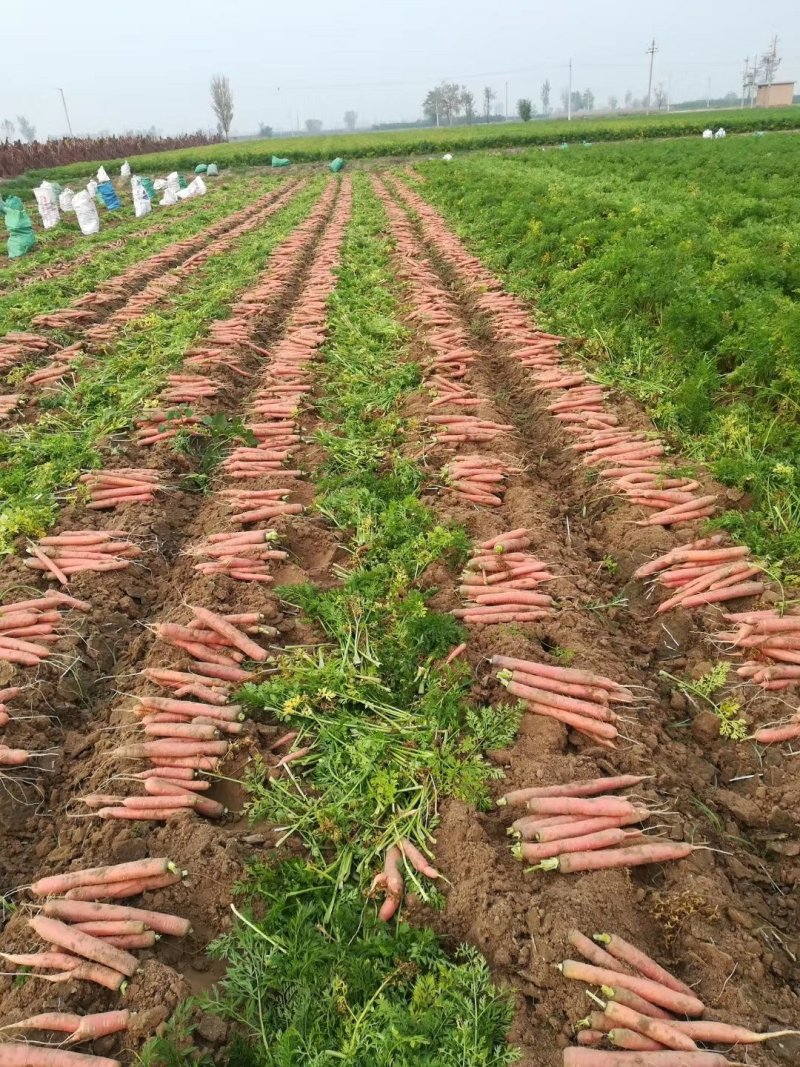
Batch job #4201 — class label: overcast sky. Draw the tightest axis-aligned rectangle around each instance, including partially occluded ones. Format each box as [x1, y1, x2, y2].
[3, 1, 798, 137]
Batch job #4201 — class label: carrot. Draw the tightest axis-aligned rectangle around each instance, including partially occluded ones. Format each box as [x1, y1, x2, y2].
[73, 921, 147, 937]
[576, 1031, 604, 1047]
[608, 1030, 666, 1052]
[65, 870, 185, 899]
[545, 841, 695, 875]
[526, 796, 637, 818]
[558, 960, 704, 1015]
[505, 775, 646, 802]
[593, 933, 694, 997]
[65, 1010, 131, 1043]
[522, 827, 644, 863]
[0, 1045, 122, 1067]
[399, 838, 440, 879]
[28, 915, 139, 976]
[31, 858, 177, 897]
[656, 1020, 800, 1044]
[562, 1052, 729, 1067]
[528, 703, 619, 744]
[0, 951, 82, 970]
[102, 932, 158, 949]
[534, 812, 644, 843]
[43, 899, 191, 937]
[600, 985, 672, 1021]
[29, 545, 69, 585]
[602, 999, 698, 1051]
[0, 1012, 82, 1034]
[191, 606, 268, 661]
[567, 930, 630, 974]
[752, 723, 800, 743]
[504, 680, 616, 722]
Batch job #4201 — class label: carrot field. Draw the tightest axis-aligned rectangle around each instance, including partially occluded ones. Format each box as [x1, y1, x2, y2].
[0, 151, 798, 1067]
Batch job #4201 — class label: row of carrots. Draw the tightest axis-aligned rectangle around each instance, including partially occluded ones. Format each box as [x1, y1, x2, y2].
[390, 172, 800, 741]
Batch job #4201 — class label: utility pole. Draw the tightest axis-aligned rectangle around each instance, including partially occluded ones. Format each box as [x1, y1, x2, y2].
[567, 58, 572, 121]
[505, 81, 508, 120]
[57, 87, 73, 137]
[706, 76, 711, 109]
[645, 39, 657, 113]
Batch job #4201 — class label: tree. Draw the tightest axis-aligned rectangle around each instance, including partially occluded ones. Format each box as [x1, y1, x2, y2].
[517, 98, 533, 122]
[210, 75, 233, 140]
[0, 118, 14, 141]
[461, 88, 476, 124]
[16, 115, 36, 143]
[608, 95, 619, 110]
[482, 86, 497, 122]
[258, 123, 273, 138]
[439, 82, 462, 125]
[344, 110, 357, 131]
[653, 83, 668, 110]
[422, 86, 444, 126]
[624, 89, 633, 108]
[305, 118, 323, 133]
[540, 79, 551, 115]
[582, 88, 595, 111]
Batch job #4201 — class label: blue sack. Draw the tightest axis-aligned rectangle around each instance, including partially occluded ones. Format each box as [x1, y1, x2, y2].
[97, 180, 120, 210]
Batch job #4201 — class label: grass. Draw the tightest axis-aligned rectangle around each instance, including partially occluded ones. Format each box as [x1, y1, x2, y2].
[13, 107, 800, 190]
[411, 135, 800, 568]
[0, 176, 279, 333]
[139, 175, 519, 1065]
[0, 178, 324, 552]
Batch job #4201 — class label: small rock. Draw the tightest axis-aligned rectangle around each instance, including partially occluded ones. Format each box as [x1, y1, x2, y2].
[691, 711, 720, 744]
[669, 690, 687, 712]
[196, 1014, 227, 1044]
[242, 834, 266, 845]
[726, 906, 754, 930]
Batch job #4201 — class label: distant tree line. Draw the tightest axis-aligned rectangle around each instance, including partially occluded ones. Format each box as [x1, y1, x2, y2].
[0, 129, 220, 179]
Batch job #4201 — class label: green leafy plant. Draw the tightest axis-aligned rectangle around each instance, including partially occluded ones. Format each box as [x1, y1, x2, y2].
[661, 663, 748, 740]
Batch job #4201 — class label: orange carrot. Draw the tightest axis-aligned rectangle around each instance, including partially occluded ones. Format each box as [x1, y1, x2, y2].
[602, 999, 697, 1051]
[65, 1010, 131, 1044]
[0, 951, 81, 970]
[544, 841, 695, 874]
[563, 1050, 729, 1065]
[608, 1029, 666, 1051]
[525, 796, 636, 818]
[43, 898, 191, 937]
[191, 606, 268, 660]
[600, 985, 672, 1020]
[31, 858, 176, 897]
[503, 776, 646, 803]
[593, 933, 694, 997]
[558, 959, 704, 1015]
[28, 915, 139, 976]
[515, 827, 637, 863]
[0, 1045, 122, 1066]
[0, 1012, 82, 1034]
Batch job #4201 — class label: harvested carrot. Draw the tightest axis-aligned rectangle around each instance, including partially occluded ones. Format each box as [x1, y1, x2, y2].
[593, 933, 693, 997]
[499, 776, 646, 804]
[602, 999, 697, 1051]
[567, 930, 628, 974]
[31, 858, 177, 897]
[526, 797, 637, 818]
[0, 1046, 121, 1067]
[540, 841, 694, 875]
[558, 960, 704, 1016]
[66, 1010, 131, 1044]
[43, 898, 191, 937]
[562, 1052, 729, 1066]
[28, 915, 139, 976]
[0, 951, 81, 971]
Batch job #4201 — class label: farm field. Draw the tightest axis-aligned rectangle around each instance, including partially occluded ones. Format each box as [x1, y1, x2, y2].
[8, 105, 800, 192]
[0, 164, 798, 1067]
[415, 135, 800, 568]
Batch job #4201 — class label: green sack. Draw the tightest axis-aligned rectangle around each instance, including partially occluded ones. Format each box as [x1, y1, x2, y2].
[195, 163, 207, 174]
[4, 196, 37, 258]
[178, 174, 188, 189]
[139, 177, 156, 201]
[329, 157, 345, 172]
[271, 155, 290, 168]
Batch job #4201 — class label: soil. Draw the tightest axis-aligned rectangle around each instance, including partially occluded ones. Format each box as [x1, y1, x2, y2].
[0, 170, 797, 1067]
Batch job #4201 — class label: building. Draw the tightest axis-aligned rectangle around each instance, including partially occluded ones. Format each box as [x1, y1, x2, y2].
[755, 81, 795, 107]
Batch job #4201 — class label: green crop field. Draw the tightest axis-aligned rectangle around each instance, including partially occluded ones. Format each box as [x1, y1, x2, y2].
[413, 134, 800, 567]
[9, 105, 799, 193]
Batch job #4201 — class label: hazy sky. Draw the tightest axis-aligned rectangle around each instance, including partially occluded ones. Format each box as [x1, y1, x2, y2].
[3, 1, 798, 137]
